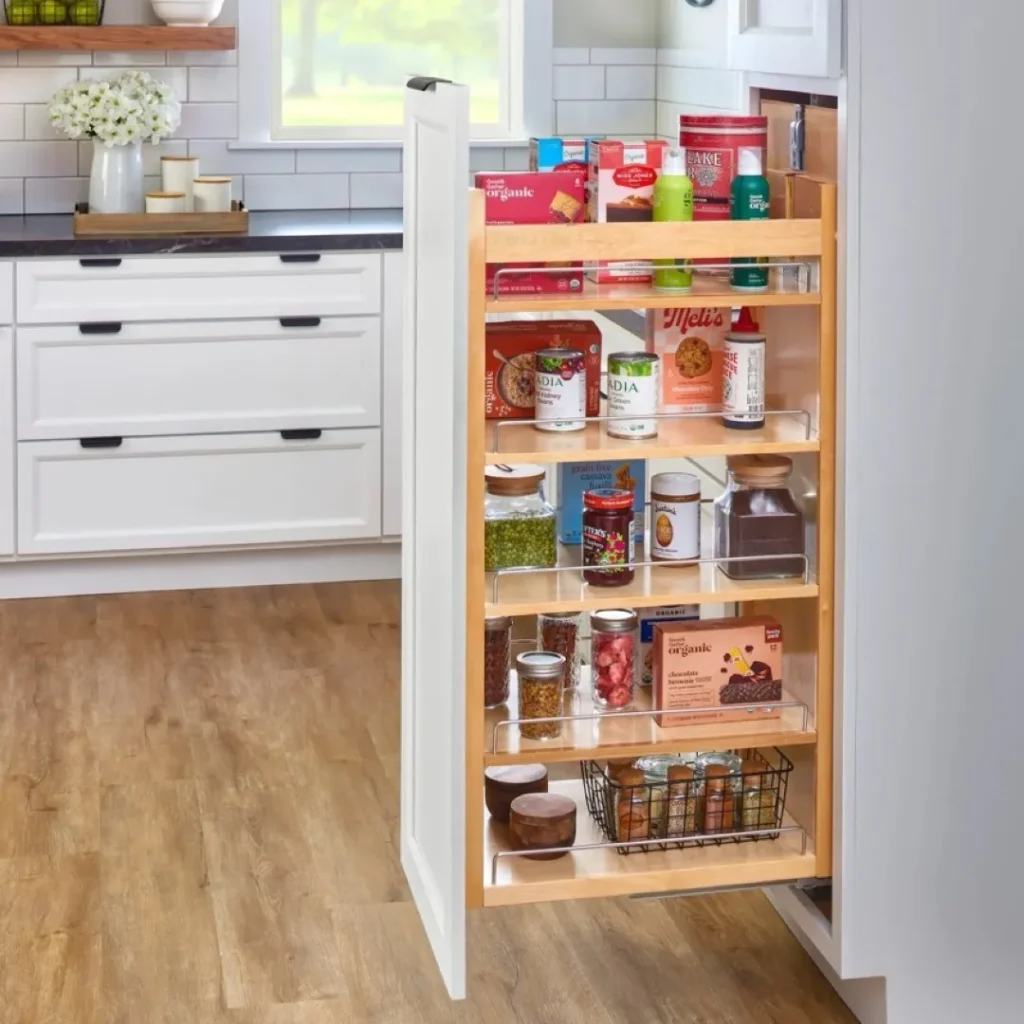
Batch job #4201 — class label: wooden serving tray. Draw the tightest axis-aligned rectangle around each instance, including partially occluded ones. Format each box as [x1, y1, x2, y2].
[73, 201, 248, 237]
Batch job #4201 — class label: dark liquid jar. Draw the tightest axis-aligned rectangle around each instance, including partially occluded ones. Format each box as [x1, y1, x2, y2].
[582, 488, 635, 587]
[713, 455, 805, 580]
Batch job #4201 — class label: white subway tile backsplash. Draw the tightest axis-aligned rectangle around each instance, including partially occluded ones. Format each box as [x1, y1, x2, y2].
[178, 102, 238, 138]
[25, 176, 87, 214]
[0, 141, 78, 178]
[502, 147, 530, 171]
[169, 50, 237, 67]
[657, 65, 741, 111]
[0, 107, 23, 141]
[79, 66, 189, 98]
[350, 172, 402, 209]
[18, 51, 92, 67]
[189, 139, 295, 175]
[606, 65, 657, 101]
[556, 100, 656, 136]
[188, 66, 238, 103]
[591, 48, 657, 66]
[92, 51, 168, 67]
[24, 105, 61, 141]
[0, 68, 77, 103]
[0, 179, 23, 215]
[552, 48, 590, 65]
[553, 65, 605, 101]
[244, 174, 350, 211]
[297, 148, 401, 174]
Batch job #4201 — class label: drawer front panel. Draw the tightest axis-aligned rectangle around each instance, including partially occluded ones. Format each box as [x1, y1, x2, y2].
[17, 318, 381, 440]
[16, 253, 381, 324]
[0, 262, 12, 325]
[18, 429, 381, 555]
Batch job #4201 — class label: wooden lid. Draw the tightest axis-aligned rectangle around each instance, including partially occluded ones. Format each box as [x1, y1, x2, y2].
[704, 764, 729, 791]
[145, 190, 185, 198]
[160, 155, 196, 161]
[485, 463, 545, 496]
[741, 758, 767, 781]
[727, 454, 793, 482]
[617, 768, 645, 787]
[509, 792, 575, 825]
[485, 765, 547, 791]
[194, 176, 232, 184]
[667, 764, 695, 782]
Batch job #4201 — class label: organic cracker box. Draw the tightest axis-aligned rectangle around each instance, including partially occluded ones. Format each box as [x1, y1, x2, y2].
[653, 616, 784, 726]
[645, 307, 728, 413]
[557, 461, 645, 545]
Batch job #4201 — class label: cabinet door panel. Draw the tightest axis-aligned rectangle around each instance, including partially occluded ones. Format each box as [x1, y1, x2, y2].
[0, 328, 12, 556]
[727, 0, 841, 79]
[382, 252, 403, 538]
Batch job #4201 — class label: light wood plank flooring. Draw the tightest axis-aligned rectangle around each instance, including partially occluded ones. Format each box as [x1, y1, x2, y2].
[0, 582, 854, 1023]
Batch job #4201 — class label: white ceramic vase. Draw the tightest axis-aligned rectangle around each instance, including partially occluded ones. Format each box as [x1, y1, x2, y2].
[89, 141, 144, 215]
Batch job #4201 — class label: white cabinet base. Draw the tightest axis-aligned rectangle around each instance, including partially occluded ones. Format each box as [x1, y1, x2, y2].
[0, 542, 399, 600]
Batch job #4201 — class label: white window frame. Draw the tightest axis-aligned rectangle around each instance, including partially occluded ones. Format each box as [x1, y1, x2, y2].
[238, 0, 552, 148]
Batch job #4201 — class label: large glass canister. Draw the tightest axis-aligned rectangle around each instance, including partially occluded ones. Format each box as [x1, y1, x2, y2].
[484, 464, 557, 572]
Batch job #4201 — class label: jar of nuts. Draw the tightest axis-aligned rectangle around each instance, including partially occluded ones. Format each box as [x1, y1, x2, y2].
[516, 651, 566, 740]
[537, 611, 580, 688]
[484, 616, 512, 708]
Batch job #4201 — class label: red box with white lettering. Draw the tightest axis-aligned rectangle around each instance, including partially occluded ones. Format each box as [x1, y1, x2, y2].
[475, 170, 586, 296]
[587, 139, 669, 284]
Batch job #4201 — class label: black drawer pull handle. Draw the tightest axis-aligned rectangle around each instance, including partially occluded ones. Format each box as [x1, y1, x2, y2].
[279, 253, 322, 263]
[80, 436, 123, 449]
[79, 258, 122, 268]
[280, 429, 323, 441]
[79, 322, 122, 335]
[279, 317, 322, 328]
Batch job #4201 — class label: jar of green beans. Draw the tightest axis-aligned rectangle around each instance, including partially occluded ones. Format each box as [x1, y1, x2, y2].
[484, 464, 557, 572]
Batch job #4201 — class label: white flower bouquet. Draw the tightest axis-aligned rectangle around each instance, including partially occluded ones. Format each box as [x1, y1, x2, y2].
[48, 70, 181, 147]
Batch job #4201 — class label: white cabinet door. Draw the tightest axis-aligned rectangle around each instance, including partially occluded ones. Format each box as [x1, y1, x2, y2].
[381, 252, 402, 538]
[0, 328, 13, 556]
[18, 429, 381, 555]
[400, 79, 469, 1001]
[727, 0, 842, 79]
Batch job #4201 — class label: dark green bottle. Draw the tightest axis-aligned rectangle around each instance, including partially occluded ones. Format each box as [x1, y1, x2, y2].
[730, 148, 770, 292]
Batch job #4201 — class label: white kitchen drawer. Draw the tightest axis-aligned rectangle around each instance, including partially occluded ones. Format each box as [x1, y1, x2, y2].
[18, 429, 381, 555]
[0, 327, 12, 556]
[0, 262, 12, 325]
[15, 253, 381, 324]
[17, 317, 381, 440]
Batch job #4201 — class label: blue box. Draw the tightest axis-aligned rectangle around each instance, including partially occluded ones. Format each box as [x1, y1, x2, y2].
[557, 460, 646, 545]
[530, 136, 602, 172]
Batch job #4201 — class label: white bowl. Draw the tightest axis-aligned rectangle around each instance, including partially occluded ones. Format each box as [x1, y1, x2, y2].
[150, 0, 225, 27]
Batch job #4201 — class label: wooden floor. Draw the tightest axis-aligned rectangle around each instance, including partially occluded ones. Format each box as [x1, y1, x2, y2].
[0, 581, 854, 1024]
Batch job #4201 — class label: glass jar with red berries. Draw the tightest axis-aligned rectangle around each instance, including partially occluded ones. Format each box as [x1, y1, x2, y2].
[590, 609, 638, 711]
[582, 488, 635, 587]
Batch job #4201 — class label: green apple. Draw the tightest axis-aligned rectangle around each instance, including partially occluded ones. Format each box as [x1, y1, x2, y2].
[37, 0, 69, 24]
[6, 1, 36, 24]
[69, 0, 98, 24]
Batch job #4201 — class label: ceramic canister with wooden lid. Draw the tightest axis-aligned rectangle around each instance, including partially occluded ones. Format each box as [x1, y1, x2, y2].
[484, 764, 548, 823]
[508, 792, 576, 860]
[161, 155, 198, 211]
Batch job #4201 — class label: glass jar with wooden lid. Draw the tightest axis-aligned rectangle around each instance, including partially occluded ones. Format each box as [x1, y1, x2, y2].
[484, 464, 556, 572]
[615, 766, 650, 842]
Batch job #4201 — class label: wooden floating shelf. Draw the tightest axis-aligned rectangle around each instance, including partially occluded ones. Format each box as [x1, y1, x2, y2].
[486, 550, 818, 617]
[486, 411, 817, 466]
[483, 780, 815, 907]
[485, 275, 821, 313]
[0, 26, 236, 50]
[484, 670, 815, 767]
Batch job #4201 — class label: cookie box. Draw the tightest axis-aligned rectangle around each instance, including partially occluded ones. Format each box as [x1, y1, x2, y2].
[645, 307, 727, 414]
[476, 170, 586, 296]
[652, 616, 783, 726]
[530, 136, 602, 173]
[556, 460, 645, 545]
[486, 320, 602, 420]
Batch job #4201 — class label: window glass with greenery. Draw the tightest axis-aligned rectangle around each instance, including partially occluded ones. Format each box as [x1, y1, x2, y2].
[278, 0, 511, 140]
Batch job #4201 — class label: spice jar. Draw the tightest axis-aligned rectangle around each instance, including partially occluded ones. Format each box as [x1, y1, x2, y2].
[537, 611, 580, 688]
[703, 765, 736, 835]
[483, 615, 512, 708]
[740, 758, 776, 833]
[485, 464, 557, 572]
[641, 763, 668, 838]
[713, 455, 804, 580]
[666, 764, 703, 839]
[590, 609, 638, 711]
[615, 767, 650, 843]
[582, 488, 635, 586]
[650, 472, 701, 563]
[516, 651, 565, 740]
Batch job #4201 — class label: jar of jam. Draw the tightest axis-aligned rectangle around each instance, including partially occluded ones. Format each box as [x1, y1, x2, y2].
[582, 488, 635, 587]
[713, 455, 804, 580]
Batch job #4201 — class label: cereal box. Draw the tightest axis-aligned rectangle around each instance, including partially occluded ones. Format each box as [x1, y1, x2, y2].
[587, 139, 669, 283]
[645, 307, 728, 414]
[653, 616, 783, 727]
[485, 320, 602, 420]
[556, 460, 645, 545]
[530, 136, 602, 173]
[638, 606, 700, 687]
[476, 170, 586, 295]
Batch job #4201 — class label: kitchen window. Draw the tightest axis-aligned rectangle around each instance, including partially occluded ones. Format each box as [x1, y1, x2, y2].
[238, 0, 553, 146]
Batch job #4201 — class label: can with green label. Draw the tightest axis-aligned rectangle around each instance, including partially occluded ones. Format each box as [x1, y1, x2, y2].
[607, 352, 660, 439]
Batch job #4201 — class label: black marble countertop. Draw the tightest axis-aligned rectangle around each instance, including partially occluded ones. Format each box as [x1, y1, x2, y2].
[0, 209, 404, 258]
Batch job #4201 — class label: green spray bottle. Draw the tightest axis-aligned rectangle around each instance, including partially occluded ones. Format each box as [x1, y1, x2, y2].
[652, 146, 694, 292]
[730, 146, 770, 291]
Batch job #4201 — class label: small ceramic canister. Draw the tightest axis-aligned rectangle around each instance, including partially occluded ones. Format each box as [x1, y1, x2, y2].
[161, 155, 199, 211]
[193, 176, 233, 213]
[145, 191, 186, 214]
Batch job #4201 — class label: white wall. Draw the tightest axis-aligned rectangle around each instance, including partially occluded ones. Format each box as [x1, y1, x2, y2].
[555, 0, 658, 47]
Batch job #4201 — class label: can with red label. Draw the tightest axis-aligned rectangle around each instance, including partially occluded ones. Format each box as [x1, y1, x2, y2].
[679, 116, 768, 223]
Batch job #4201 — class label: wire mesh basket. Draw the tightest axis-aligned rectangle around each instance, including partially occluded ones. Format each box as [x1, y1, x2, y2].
[5, 0, 105, 25]
[580, 747, 793, 855]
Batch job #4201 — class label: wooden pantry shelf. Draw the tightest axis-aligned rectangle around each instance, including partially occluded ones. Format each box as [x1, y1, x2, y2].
[0, 26, 236, 50]
[486, 550, 818, 617]
[483, 779, 815, 907]
[485, 669, 815, 766]
[485, 275, 820, 313]
[487, 411, 817, 466]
